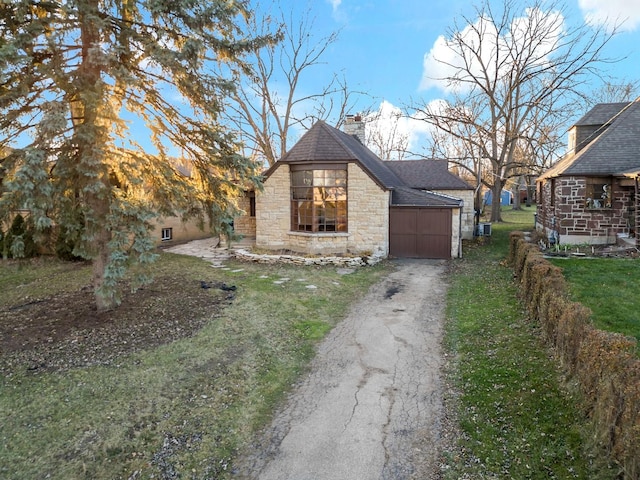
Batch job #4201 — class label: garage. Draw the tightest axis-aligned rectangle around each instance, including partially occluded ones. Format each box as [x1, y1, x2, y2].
[389, 206, 453, 259]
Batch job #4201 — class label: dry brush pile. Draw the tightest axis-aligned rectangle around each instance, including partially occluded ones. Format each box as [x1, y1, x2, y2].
[508, 232, 640, 479]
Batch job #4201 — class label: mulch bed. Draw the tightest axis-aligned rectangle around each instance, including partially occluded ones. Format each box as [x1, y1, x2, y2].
[0, 274, 233, 376]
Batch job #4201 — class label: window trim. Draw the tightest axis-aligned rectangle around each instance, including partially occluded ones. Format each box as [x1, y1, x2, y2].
[585, 177, 612, 210]
[161, 227, 173, 241]
[290, 165, 348, 233]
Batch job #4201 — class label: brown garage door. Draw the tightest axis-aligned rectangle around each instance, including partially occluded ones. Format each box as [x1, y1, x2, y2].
[389, 207, 452, 259]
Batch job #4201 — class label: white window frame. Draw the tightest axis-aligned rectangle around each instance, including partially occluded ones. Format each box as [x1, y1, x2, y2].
[161, 227, 173, 241]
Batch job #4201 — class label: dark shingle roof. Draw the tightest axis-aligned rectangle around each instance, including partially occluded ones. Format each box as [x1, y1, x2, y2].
[540, 99, 640, 178]
[272, 120, 403, 189]
[574, 102, 629, 126]
[391, 187, 463, 207]
[266, 120, 468, 207]
[384, 159, 472, 190]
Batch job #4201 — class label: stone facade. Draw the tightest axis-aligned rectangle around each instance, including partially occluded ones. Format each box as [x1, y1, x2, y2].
[434, 189, 474, 241]
[151, 216, 212, 247]
[536, 176, 634, 244]
[450, 207, 462, 257]
[233, 192, 256, 238]
[256, 162, 390, 256]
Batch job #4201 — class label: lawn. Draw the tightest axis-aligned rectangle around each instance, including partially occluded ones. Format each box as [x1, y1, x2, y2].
[441, 205, 618, 479]
[0, 207, 623, 479]
[547, 257, 640, 350]
[0, 254, 391, 479]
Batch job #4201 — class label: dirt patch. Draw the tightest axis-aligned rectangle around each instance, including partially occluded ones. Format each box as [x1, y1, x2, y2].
[0, 274, 233, 375]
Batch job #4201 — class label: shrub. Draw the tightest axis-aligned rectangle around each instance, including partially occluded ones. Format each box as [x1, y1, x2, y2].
[3, 214, 38, 259]
[55, 223, 84, 261]
[509, 233, 640, 478]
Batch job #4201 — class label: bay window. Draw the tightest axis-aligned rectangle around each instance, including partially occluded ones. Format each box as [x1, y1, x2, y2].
[291, 166, 347, 232]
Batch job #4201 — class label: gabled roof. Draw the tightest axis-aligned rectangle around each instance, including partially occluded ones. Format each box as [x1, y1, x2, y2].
[574, 102, 629, 126]
[267, 120, 403, 189]
[540, 99, 640, 179]
[384, 159, 472, 190]
[265, 120, 467, 208]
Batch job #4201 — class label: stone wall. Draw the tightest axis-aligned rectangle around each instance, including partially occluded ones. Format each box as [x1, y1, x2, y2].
[434, 189, 474, 240]
[536, 176, 632, 244]
[233, 192, 256, 238]
[151, 216, 211, 247]
[450, 207, 462, 257]
[233, 248, 384, 267]
[256, 162, 390, 256]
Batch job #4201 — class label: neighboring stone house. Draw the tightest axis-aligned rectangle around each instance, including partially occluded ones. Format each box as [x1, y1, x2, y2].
[253, 118, 473, 259]
[536, 98, 640, 245]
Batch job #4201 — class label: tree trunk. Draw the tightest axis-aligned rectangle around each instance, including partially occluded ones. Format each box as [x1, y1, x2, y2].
[77, 0, 115, 311]
[88, 188, 114, 312]
[490, 182, 503, 222]
[512, 178, 522, 210]
[525, 178, 534, 207]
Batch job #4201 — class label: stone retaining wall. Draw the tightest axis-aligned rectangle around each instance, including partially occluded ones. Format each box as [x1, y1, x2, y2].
[232, 248, 385, 267]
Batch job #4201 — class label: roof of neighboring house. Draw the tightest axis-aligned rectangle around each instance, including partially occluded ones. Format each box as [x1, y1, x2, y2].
[539, 98, 640, 179]
[574, 102, 630, 126]
[384, 159, 473, 190]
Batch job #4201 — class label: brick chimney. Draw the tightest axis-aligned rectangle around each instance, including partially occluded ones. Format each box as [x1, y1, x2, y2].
[343, 114, 365, 144]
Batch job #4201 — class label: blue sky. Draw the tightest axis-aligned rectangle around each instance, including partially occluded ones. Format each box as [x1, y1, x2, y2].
[317, 0, 639, 106]
[269, 0, 640, 153]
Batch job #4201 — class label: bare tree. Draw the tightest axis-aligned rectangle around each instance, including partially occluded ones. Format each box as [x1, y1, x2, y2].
[224, 2, 367, 167]
[412, 0, 618, 222]
[427, 115, 489, 217]
[364, 103, 411, 160]
[581, 79, 640, 108]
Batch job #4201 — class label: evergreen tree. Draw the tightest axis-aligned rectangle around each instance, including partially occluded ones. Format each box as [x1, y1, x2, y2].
[0, 1, 273, 310]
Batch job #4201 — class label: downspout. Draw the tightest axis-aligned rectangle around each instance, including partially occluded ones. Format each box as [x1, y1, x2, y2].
[459, 204, 463, 258]
[633, 175, 640, 247]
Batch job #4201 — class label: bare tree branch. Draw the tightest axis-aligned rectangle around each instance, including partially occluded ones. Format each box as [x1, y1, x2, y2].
[411, 0, 619, 222]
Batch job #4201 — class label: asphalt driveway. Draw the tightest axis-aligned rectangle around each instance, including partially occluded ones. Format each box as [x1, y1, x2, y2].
[233, 259, 448, 480]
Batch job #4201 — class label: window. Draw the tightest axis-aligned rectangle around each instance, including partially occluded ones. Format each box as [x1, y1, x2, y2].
[161, 227, 172, 241]
[585, 179, 612, 209]
[291, 167, 347, 232]
[248, 191, 256, 217]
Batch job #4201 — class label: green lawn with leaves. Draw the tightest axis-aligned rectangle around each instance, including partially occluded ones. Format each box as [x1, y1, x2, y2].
[0, 255, 391, 479]
[548, 257, 640, 350]
[442, 206, 617, 479]
[0, 207, 623, 479]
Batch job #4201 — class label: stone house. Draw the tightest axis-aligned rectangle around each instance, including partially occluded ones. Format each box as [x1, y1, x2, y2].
[252, 118, 474, 259]
[536, 98, 640, 245]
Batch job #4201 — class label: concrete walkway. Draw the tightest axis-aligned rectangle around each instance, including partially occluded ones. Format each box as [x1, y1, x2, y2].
[163, 236, 253, 267]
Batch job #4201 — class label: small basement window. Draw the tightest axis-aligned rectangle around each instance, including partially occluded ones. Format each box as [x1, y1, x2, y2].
[585, 179, 612, 209]
[161, 227, 173, 241]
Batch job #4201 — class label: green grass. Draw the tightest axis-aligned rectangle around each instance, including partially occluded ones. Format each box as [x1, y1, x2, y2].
[442, 206, 617, 479]
[1, 208, 624, 479]
[548, 257, 640, 350]
[0, 254, 391, 479]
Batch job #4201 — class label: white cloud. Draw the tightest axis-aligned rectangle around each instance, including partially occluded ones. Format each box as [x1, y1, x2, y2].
[364, 100, 434, 158]
[327, 0, 342, 11]
[419, 7, 563, 94]
[327, 0, 347, 22]
[579, 0, 640, 32]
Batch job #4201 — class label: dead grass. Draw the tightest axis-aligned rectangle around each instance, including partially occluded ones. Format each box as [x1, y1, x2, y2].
[0, 252, 391, 479]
